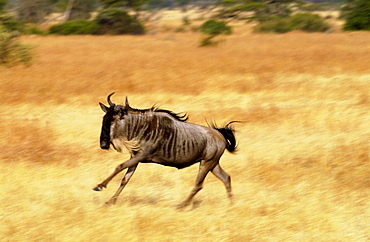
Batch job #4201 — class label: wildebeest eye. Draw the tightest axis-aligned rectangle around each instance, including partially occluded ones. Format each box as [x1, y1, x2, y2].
[119, 108, 127, 119]
[113, 106, 121, 112]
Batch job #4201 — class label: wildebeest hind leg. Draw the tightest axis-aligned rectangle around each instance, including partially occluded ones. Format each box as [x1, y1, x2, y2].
[177, 161, 212, 209]
[211, 163, 233, 203]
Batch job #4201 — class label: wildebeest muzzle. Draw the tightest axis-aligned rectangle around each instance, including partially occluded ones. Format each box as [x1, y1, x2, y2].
[100, 139, 110, 149]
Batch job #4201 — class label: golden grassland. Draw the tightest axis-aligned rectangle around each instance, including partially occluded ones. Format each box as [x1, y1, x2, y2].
[1, 25, 370, 241]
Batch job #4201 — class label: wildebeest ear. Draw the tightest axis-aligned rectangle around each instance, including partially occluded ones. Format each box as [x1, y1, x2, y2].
[99, 102, 108, 113]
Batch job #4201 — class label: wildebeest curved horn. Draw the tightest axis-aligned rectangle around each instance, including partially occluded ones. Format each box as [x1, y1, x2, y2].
[107, 92, 115, 107]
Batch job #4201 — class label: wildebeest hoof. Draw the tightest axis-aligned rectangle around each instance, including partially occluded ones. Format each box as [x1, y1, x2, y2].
[176, 202, 190, 210]
[103, 202, 111, 207]
[104, 199, 116, 206]
[93, 186, 103, 191]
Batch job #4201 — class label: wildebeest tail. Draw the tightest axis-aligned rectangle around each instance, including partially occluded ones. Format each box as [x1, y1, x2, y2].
[212, 121, 238, 153]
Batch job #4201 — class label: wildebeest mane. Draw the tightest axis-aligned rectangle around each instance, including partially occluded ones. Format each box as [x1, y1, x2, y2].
[153, 107, 188, 122]
[105, 94, 188, 122]
[127, 104, 188, 122]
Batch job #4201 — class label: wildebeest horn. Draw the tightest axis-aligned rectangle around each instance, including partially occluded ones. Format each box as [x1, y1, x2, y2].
[125, 96, 132, 110]
[107, 92, 115, 107]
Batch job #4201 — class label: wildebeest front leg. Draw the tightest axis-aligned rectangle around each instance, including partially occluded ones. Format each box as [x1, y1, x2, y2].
[93, 156, 142, 192]
[104, 163, 138, 206]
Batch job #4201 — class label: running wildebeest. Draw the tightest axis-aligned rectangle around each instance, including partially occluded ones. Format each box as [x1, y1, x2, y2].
[93, 93, 237, 208]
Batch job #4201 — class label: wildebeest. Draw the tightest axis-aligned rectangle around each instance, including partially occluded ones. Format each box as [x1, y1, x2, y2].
[94, 93, 237, 208]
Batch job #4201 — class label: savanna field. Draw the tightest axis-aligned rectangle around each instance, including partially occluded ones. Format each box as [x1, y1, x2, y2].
[1, 19, 370, 241]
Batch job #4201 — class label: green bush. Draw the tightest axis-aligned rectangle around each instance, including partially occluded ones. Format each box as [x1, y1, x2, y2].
[95, 8, 145, 35]
[199, 19, 232, 47]
[254, 13, 330, 33]
[23, 25, 48, 35]
[254, 17, 293, 33]
[49, 20, 101, 35]
[200, 19, 232, 36]
[290, 13, 330, 32]
[0, 15, 25, 33]
[0, 31, 33, 66]
[1, 15, 46, 35]
[0, 0, 6, 12]
[299, 3, 323, 11]
[0, 15, 36, 66]
[343, 0, 370, 31]
[48, 9, 145, 36]
[199, 35, 221, 47]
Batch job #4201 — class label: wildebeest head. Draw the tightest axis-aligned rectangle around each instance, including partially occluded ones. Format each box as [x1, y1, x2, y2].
[99, 92, 128, 149]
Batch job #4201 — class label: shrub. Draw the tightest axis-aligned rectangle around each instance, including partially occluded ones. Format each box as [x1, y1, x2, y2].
[343, 0, 370, 31]
[200, 19, 232, 36]
[95, 8, 145, 35]
[182, 17, 191, 26]
[0, 15, 25, 33]
[0, 15, 35, 67]
[299, 3, 323, 11]
[290, 13, 330, 32]
[254, 17, 293, 33]
[254, 13, 330, 33]
[49, 9, 145, 36]
[1, 15, 46, 35]
[0, 31, 33, 66]
[23, 25, 48, 35]
[0, 0, 6, 12]
[175, 26, 186, 32]
[199, 19, 232, 47]
[49, 20, 101, 35]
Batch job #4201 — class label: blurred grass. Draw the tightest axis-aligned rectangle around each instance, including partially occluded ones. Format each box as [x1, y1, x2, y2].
[0, 28, 369, 241]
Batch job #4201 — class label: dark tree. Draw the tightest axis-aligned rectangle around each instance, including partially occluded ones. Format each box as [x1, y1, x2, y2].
[16, 0, 48, 23]
[342, 0, 370, 31]
[217, 0, 300, 23]
[0, 0, 7, 11]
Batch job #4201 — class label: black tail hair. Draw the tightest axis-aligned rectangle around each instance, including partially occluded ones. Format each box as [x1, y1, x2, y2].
[212, 121, 238, 153]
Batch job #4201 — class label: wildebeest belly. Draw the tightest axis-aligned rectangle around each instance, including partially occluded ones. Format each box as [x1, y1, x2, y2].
[141, 158, 202, 169]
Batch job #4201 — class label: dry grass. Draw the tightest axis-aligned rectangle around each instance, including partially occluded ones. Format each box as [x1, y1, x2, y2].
[1, 24, 370, 241]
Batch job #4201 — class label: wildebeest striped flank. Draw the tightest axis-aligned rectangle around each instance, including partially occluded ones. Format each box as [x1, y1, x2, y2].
[94, 93, 237, 208]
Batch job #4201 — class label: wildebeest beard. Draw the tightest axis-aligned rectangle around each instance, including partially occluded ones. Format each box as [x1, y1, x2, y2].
[100, 112, 113, 150]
